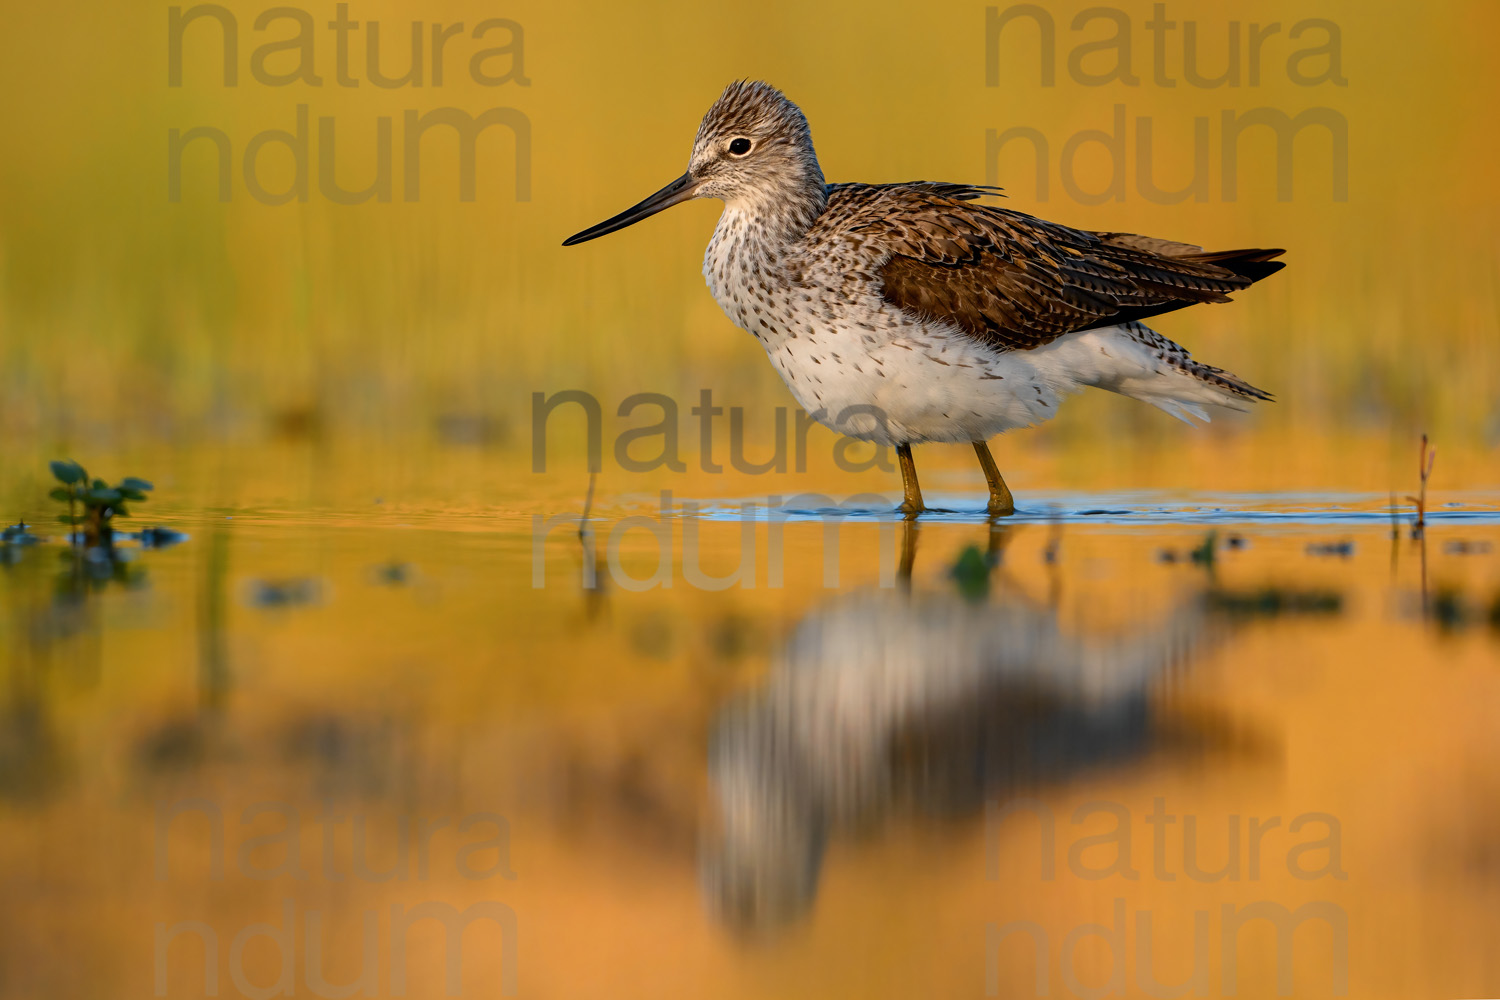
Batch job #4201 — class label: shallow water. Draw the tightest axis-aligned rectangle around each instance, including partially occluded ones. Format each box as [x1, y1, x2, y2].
[3, 468, 1498, 999]
[699, 489, 1500, 525]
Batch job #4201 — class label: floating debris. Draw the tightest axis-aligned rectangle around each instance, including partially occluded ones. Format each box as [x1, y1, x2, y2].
[1, 522, 40, 545]
[1423, 587, 1500, 634]
[1306, 541, 1355, 557]
[1429, 588, 1467, 633]
[134, 526, 189, 549]
[1158, 531, 1233, 566]
[371, 561, 414, 585]
[1208, 587, 1344, 619]
[1443, 540, 1493, 556]
[247, 578, 322, 608]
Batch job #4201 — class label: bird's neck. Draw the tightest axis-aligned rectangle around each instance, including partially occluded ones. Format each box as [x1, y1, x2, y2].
[704, 176, 824, 336]
[722, 171, 828, 246]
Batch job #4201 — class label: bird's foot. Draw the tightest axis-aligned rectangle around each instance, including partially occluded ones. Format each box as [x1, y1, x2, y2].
[986, 495, 1016, 518]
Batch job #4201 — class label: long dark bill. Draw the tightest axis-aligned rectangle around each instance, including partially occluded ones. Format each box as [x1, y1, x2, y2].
[562, 172, 699, 246]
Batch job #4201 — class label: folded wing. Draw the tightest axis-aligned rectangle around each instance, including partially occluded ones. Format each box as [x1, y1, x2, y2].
[821, 183, 1285, 353]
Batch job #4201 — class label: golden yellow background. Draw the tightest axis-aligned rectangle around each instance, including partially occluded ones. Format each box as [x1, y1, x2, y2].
[1, 3, 1498, 999]
[1, 0, 1496, 495]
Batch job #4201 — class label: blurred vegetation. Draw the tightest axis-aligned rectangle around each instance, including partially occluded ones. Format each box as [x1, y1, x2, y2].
[0, 1, 1496, 495]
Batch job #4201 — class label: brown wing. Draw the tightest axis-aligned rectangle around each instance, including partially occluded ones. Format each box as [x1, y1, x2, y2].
[826, 183, 1284, 352]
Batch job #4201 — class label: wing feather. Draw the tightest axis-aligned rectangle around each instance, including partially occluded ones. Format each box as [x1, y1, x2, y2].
[812, 183, 1285, 352]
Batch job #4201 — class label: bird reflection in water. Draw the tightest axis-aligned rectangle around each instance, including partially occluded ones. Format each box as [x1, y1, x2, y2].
[700, 522, 1226, 934]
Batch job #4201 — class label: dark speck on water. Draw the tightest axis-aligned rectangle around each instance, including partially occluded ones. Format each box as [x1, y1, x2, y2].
[133, 527, 189, 549]
[248, 578, 322, 608]
[372, 561, 414, 585]
[1208, 587, 1344, 618]
[136, 717, 210, 772]
[1422, 588, 1500, 633]
[1307, 541, 1355, 557]
[1430, 589, 1468, 633]
[1, 523, 40, 545]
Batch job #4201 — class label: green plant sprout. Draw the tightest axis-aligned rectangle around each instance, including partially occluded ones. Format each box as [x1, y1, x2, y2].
[49, 460, 153, 547]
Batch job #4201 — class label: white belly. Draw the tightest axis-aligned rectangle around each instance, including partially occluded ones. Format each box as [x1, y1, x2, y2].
[759, 321, 1073, 445]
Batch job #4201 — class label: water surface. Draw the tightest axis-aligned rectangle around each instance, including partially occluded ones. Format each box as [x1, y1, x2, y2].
[3, 470, 1498, 998]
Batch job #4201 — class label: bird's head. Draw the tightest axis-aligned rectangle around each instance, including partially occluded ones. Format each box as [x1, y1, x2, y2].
[563, 80, 825, 247]
[687, 80, 823, 204]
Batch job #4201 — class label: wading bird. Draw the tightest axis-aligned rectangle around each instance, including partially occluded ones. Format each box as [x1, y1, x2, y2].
[699, 545, 1224, 931]
[564, 81, 1284, 516]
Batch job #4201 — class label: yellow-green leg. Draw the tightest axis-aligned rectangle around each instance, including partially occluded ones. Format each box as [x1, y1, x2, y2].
[898, 517, 920, 581]
[896, 443, 925, 517]
[973, 440, 1016, 516]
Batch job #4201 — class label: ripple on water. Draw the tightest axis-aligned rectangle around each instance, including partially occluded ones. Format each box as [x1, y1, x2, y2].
[684, 490, 1500, 529]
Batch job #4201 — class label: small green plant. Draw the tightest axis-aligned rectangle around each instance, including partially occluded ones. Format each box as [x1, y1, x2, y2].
[949, 544, 990, 601]
[1189, 530, 1218, 568]
[49, 460, 153, 547]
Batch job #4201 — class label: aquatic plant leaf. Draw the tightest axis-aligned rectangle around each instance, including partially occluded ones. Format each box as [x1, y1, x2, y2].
[50, 460, 85, 484]
[1190, 530, 1218, 566]
[119, 488, 147, 502]
[949, 544, 991, 600]
[88, 488, 122, 504]
[120, 477, 154, 492]
[49, 487, 73, 502]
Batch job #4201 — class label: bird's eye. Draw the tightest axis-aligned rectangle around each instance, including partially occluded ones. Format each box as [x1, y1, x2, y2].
[728, 138, 752, 156]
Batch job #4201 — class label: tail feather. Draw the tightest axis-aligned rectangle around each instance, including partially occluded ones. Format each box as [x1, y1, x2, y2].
[1165, 353, 1274, 403]
[1094, 237, 1287, 285]
[1047, 321, 1272, 425]
[1181, 247, 1287, 284]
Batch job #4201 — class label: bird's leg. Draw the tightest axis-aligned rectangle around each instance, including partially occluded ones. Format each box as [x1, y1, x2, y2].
[896, 443, 925, 517]
[973, 440, 1016, 517]
[986, 519, 1014, 564]
[898, 517, 920, 582]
